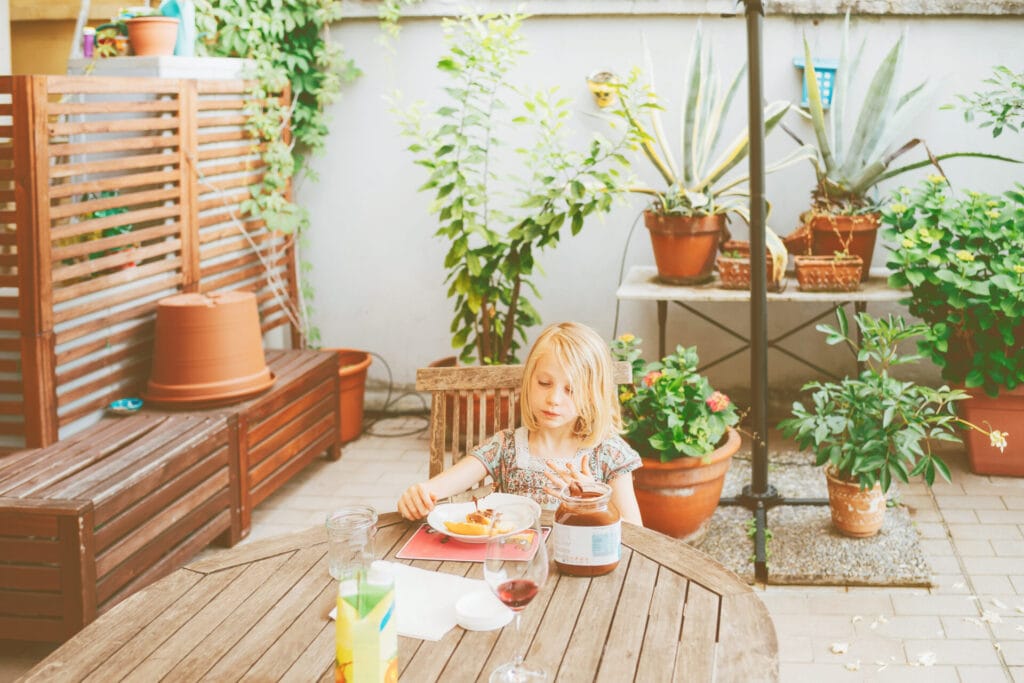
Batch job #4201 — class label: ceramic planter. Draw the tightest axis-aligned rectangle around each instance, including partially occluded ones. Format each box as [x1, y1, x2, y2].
[825, 468, 885, 537]
[793, 254, 863, 292]
[782, 224, 811, 256]
[126, 17, 180, 56]
[644, 211, 724, 285]
[808, 213, 880, 281]
[716, 240, 782, 292]
[146, 291, 275, 405]
[631, 427, 740, 541]
[586, 70, 618, 108]
[959, 385, 1024, 477]
[333, 349, 372, 444]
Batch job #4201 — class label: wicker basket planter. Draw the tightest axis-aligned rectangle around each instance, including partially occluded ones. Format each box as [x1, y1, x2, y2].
[793, 254, 863, 292]
[716, 241, 782, 292]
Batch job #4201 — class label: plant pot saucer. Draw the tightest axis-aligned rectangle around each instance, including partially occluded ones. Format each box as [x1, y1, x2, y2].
[144, 370, 276, 406]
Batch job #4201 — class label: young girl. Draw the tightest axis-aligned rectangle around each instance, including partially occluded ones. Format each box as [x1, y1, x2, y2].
[398, 321, 643, 526]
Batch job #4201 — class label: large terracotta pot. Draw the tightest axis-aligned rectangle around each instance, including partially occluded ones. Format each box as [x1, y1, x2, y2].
[631, 427, 740, 540]
[959, 385, 1024, 477]
[825, 468, 885, 537]
[808, 213, 880, 281]
[146, 291, 275, 405]
[334, 349, 372, 444]
[127, 17, 179, 56]
[644, 211, 724, 285]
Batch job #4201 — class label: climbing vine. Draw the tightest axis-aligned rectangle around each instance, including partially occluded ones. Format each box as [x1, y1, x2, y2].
[192, 0, 419, 344]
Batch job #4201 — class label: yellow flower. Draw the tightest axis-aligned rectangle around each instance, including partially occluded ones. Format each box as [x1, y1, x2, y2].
[968, 190, 981, 198]
[1014, 265, 1024, 274]
[927, 174, 945, 184]
[899, 186, 911, 195]
[902, 238, 917, 249]
[890, 203, 907, 214]
[956, 251, 975, 262]
[989, 430, 1008, 453]
[985, 209, 1001, 219]
[618, 333, 635, 343]
[987, 200, 1000, 207]
[619, 390, 634, 403]
[917, 226, 933, 240]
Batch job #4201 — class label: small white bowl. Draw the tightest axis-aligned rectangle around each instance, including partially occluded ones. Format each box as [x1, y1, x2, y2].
[455, 590, 513, 631]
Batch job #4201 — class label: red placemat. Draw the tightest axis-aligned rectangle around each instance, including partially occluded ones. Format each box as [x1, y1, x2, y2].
[396, 524, 550, 562]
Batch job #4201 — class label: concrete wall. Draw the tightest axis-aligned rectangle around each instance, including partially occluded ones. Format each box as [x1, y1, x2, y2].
[301, 3, 1024, 413]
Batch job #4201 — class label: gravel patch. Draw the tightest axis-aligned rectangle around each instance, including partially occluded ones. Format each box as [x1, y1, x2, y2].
[693, 449, 933, 587]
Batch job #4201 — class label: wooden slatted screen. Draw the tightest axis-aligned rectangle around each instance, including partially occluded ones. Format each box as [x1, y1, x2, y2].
[2, 75, 300, 449]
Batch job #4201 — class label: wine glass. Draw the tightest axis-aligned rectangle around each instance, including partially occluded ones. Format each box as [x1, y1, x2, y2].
[483, 502, 549, 683]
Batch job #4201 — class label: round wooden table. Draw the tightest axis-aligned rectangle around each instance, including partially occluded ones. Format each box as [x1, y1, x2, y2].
[22, 512, 778, 682]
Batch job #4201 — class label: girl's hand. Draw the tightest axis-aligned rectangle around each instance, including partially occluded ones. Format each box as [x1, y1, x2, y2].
[398, 483, 437, 520]
[542, 455, 596, 499]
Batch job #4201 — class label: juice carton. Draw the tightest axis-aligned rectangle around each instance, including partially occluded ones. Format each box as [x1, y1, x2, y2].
[336, 561, 397, 683]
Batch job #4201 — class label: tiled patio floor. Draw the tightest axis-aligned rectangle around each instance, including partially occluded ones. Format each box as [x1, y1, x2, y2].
[3, 415, 1023, 682]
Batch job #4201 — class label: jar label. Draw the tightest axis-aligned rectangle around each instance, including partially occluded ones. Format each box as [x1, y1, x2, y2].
[553, 521, 621, 566]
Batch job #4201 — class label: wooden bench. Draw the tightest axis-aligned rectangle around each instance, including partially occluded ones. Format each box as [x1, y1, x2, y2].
[0, 349, 342, 643]
[0, 413, 238, 642]
[143, 348, 341, 537]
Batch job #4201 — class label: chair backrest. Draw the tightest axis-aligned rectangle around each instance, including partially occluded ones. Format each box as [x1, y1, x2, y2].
[415, 361, 633, 477]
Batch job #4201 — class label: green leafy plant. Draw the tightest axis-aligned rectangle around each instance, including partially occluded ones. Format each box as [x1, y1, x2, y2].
[799, 14, 1015, 214]
[611, 334, 740, 462]
[778, 309, 1008, 492]
[611, 25, 810, 281]
[397, 13, 630, 364]
[947, 66, 1024, 138]
[882, 177, 1024, 396]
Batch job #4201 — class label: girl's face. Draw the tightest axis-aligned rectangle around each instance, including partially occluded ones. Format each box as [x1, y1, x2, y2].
[528, 353, 580, 432]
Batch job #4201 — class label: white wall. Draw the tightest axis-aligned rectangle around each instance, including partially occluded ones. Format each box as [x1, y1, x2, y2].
[301, 8, 1024, 412]
[0, 0, 10, 74]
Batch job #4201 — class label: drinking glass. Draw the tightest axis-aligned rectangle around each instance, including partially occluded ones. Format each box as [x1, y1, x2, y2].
[483, 503, 549, 682]
[325, 505, 377, 580]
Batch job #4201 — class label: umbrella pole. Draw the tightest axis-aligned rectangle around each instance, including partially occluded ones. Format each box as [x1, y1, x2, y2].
[719, 1, 829, 583]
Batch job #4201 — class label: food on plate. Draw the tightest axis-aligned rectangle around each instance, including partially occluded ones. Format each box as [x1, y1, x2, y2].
[443, 507, 512, 536]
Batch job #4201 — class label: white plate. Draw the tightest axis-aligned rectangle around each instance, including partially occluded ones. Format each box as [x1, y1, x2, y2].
[426, 493, 540, 544]
[455, 590, 513, 631]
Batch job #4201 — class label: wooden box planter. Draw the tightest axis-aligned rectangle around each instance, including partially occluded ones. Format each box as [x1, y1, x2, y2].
[0, 75, 300, 450]
[793, 254, 863, 292]
[0, 413, 238, 642]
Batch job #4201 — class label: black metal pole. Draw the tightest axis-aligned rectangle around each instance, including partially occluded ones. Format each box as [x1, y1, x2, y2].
[744, 0, 769, 497]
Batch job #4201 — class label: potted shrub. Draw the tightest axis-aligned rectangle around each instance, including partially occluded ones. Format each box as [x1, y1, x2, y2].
[611, 334, 741, 540]
[882, 177, 1024, 475]
[792, 251, 863, 292]
[609, 24, 811, 287]
[794, 14, 1013, 279]
[779, 309, 1008, 537]
[397, 12, 630, 365]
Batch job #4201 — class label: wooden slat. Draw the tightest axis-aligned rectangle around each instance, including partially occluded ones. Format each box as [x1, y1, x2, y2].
[594, 552, 658, 682]
[635, 568, 689, 680]
[676, 581, 720, 681]
[49, 133, 181, 159]
[49, 100, 180, 116]
[52, 279, 176, 332]
[49, 185, 178, 220]
[48, 169, 180, 201]
[621, 522, 749, 597]
[49, 151, 180, 180]
[45, 76, 183, 95]
[716, 592, 780, 682]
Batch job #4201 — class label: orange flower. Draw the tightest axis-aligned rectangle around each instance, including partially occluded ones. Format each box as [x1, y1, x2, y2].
[642, 371, 662, 387]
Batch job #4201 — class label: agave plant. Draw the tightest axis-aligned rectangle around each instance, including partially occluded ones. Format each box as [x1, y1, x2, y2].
[802, 14, 1016, 213]
[613, 24, 813, 282]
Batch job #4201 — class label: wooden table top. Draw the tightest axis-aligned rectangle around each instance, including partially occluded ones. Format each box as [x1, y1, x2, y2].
[22, 513, 779, 682]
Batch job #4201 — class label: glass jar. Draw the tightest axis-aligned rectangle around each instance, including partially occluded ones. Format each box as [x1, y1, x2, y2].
[553, 481, 621, 576]
[325, 505, 378, 581]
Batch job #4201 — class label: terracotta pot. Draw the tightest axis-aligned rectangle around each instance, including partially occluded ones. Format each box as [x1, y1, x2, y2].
[825, 468, 885, 538]
[783, 225, 812, 256]
[127, 17, 179, 56]
[793, 254, 863, 292]
[333, 349, 372, 444]
[631, 427, 741, 541]
[716, 241, 781, 292]
[427, 356, 520, 448]
[959, 385, 1024, 477]
[808, 213, 880, 281]
[146, 291, 275, 405]
[644, 211, 724, 285]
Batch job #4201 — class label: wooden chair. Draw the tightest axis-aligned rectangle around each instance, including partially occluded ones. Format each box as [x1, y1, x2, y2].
[415, 361, 633, 478]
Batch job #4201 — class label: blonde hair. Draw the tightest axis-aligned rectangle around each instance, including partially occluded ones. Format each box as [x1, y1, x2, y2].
[520, 322, 622, 448]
